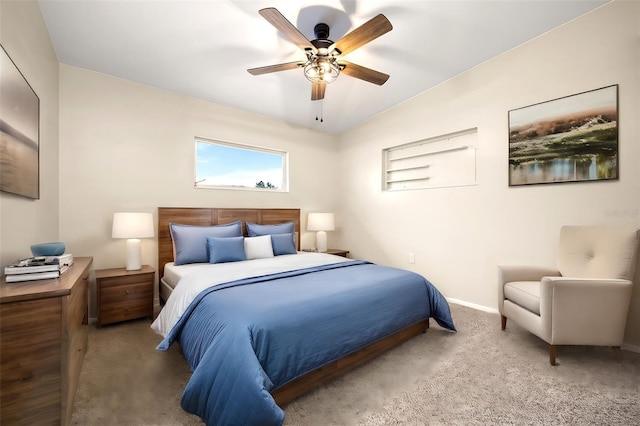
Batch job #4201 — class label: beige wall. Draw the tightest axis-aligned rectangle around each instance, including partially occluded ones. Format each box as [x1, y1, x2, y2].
[58, 65, 340, 269]
[58, 65, 339, 313]
[336, 1, 640, 348]
[0, 1, 60, 267]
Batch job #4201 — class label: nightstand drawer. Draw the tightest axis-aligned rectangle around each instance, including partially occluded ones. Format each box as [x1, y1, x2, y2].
[100, 282, 152, 302]
[100, 301, 152, 325]
[98, 273, 153, 288]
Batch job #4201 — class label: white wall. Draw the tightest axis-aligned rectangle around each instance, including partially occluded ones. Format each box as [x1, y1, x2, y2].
[337, 1, 640, 346]
[0, 1, 60, 267]
[58, 65, 339, 313]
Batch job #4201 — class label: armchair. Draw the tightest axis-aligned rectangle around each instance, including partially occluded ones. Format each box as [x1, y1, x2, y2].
[498, 225, 639, 365]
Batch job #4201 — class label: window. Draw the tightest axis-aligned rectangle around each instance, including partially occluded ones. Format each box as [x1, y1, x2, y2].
[195, 138, 288, 191]
[382, 128, 477, 191]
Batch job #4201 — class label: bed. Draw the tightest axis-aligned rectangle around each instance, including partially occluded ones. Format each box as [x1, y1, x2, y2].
[152, 207, 456, 425]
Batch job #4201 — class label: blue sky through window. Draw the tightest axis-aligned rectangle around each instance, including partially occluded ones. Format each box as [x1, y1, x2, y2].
[195, 140, 285, 189]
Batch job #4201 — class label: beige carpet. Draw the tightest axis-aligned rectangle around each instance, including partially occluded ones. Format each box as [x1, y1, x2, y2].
[71, 303, 640, 425]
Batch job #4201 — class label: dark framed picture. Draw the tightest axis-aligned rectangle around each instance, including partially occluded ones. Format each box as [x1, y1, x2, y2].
[508, 85, 618, 186]
[0, 44, 40, 199]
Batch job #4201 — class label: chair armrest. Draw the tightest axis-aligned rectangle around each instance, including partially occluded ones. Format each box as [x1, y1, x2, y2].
[498, 265, 560, 283]
[540, 277, 633, 345]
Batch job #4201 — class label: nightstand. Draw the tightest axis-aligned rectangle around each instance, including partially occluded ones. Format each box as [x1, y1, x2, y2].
[95, 265, 155, 326]
[326, 249, 350, 258]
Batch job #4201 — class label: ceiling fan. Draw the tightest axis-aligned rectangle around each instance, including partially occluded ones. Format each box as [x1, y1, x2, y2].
[247, 7, 392, 102]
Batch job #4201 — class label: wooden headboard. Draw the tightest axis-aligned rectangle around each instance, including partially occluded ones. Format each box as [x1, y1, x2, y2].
[157, 207, 301, 280]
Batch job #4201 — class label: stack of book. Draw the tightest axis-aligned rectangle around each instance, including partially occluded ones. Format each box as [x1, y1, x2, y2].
[4, 254, 74, 283]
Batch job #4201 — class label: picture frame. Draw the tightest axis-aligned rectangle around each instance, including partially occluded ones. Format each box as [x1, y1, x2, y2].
[508, 85, 618, 187]
[0, 44, 40, 199]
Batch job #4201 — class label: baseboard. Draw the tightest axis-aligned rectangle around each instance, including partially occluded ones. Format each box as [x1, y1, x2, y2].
[621, 343, 640, 353]
[447, 298, 499, 314]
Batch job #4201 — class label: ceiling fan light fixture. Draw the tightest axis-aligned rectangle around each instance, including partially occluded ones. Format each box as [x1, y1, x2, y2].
[304, 56, 340, 83]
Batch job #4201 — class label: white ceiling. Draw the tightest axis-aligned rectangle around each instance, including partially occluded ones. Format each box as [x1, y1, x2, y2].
[38, 0, 608, 134]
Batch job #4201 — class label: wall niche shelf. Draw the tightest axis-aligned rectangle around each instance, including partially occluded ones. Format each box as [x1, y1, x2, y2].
[382, 129, 477, 191]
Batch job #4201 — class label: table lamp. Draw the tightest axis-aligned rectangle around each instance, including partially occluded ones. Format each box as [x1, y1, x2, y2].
[307, 212, 335, 253]
[112, 212, 154, 270]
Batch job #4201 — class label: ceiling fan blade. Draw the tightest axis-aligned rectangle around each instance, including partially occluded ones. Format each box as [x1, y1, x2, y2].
[259, 8, 316, 52]
[311, 81, 326, 101]
[331, 14, 392, 57]
[247, 62, 302, 75]
[340, 61, 389, 85]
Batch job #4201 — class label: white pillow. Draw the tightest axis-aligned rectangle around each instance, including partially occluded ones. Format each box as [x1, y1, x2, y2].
[244, 235, 274, 260]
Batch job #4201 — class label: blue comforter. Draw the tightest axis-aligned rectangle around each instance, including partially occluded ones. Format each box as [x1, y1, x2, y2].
[157, 260, 456, 425]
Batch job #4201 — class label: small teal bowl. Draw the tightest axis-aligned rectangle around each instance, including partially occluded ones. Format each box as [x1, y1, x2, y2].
[31, 242, 66, 257]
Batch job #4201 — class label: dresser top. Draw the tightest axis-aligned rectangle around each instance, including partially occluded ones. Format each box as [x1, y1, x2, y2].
[0, 257, 93, 303]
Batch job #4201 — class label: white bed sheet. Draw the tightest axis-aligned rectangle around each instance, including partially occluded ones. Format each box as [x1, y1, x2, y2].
[151, 252, 349, 338]
[163, 261, 211, 290]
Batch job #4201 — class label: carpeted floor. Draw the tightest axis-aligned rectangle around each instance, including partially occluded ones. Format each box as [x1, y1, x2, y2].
[71, 303, 640, 425]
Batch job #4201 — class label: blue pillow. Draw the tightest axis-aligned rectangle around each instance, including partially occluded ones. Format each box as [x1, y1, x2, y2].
[207, 236, 247, 264]
[170, 221, 242, 265]
[246, 221, 295, 237]
[271, 233, 297, 256]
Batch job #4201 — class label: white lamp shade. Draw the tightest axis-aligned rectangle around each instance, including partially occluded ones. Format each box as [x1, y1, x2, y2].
[307, 213, 335, 231]
[112, 212, 154, 238]
[112, 212, 154, 270]
[308, 213, 334, 253]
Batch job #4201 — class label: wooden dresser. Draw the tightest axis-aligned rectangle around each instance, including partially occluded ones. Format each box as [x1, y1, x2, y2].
[0, 257, 92, 425]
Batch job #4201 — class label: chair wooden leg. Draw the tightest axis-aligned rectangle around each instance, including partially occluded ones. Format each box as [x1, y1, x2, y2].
[549, 345, 556, 366]
[500, 315, 507, 330]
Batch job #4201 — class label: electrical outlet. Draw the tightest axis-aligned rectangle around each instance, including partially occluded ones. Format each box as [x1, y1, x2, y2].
[409, 252, 415, 264]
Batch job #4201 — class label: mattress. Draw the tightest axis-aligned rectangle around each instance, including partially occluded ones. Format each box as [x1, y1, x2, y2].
[161, 262, 223, 303]
[163, 261, 210, 290]
[162, 251, 334, 290]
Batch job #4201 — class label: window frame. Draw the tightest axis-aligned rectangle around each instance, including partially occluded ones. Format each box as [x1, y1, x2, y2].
[194, 137, 289, 192]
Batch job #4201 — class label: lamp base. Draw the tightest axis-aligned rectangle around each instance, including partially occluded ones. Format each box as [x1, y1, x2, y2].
[316, 231, 328, 253]
[125, 238, 142, 271]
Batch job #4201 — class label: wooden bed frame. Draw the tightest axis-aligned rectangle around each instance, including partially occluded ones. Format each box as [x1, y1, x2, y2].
[157, 207, 429, 406]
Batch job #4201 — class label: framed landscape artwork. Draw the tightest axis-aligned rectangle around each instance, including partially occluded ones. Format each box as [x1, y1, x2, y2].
[0, 44, 39, 199]
[508, 85, 618, 186]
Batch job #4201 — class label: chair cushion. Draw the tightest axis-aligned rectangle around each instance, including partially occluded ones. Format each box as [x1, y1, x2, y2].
[557, 226, 640, 280]
[504, 281, 540, 315]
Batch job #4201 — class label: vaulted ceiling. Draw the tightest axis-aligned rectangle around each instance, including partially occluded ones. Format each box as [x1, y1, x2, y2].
[39, 0, 608, 134]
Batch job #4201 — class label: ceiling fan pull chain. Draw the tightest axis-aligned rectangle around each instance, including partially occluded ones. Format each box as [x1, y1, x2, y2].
[315, 100, 324, 122]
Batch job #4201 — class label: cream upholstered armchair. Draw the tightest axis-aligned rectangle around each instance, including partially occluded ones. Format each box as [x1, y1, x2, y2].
[498, 225, 639, 365]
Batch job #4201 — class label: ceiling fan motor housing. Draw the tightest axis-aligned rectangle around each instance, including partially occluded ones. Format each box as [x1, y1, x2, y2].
[311, 23, 334, 51]
[314, 23, 331, 40]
